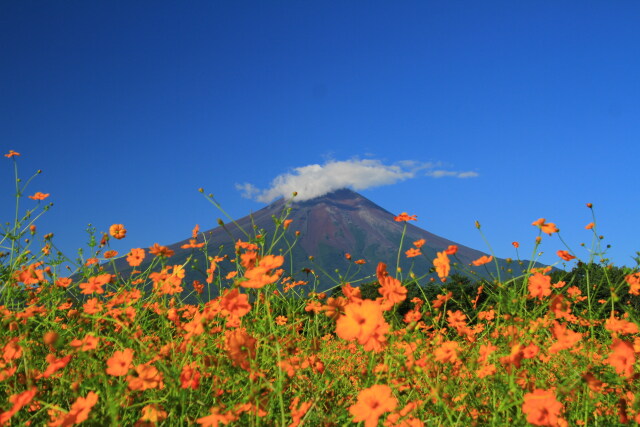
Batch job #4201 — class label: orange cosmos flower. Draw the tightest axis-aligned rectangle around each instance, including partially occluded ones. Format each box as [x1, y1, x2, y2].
[378, 274, 407, 307]
[434, 341, 460, 364]
[139, 404, 168, 425]
[149, 243, 174, 258]
[78, 273, 112, 295]
[606, 339, 635, 378]
[394, 212, 417, 222]
[0, 388, 37, 425]
[220, 288, 251, 318]
[50, 391, 99, 426]
[283, 219, 293, 229]
[354, 259, 366, 265]
[549, 321, 582, 354]
[4, 150, 20, 158]
[521, 389, 564, 426]
[585, 222, 595, 230]
[532, 218, 559, 235]
[336, 300, 390, 352]
[103, 250, 118, 259]
[405, 247, 421, 258]
[109, 224, 127, 240]
[126, 248, 145, 267]
[528, 272, 552, 300]
[41, 353, 73, 378]
[196, 407, 236, 426]
[512, 241, 520, 248]
[127, 364, 164, 391]
[28, 192, 50, 200]
[413, 239, 426, 248]
[626, 272, 640, 295]
[106, 348, 134, 376]
[349, 384, 398, 427]
[472, 255, 493, 266]
[556, 250, 575, 261]
[433, 251, 450, 282]
[225, 329, 257, 370]
[241, 255, 284, 289]
[180, 362, 201, 389]
[69, 334, 99, 352]
[445, 245, 458, 255]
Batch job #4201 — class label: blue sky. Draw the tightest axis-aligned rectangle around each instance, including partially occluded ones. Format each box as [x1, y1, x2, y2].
[1, 1, 639, 270]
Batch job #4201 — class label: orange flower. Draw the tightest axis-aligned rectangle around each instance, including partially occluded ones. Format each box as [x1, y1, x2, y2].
[241, 255, 284, 289]
[378, 271, 408, 307]
[336, 300, 390, 352]
[0, 388, 37, 425]
[127, 364, 164, 391]
[433, 251, 450, 282]
[181, 238, 205, 249]
[413, 239, 426, 248]
[106, 348, 134, 376]
[585, 222, 595, 230]
[556, 250, 575, 261]
[78, 273, 112, 295]
[69, 334, 99, 352]
[149, 243, 174, 258]
[606, 339, 635, 378]
[405, 248, 421, 258]
[521, 389, 564, 426]
[434, 341, 460, 363]
[196, 407, 235, 426]
[139, 404, 168, 424]
[394, 212, 417, 222]
[225, 329, 257, 370]
[28, 192, 50, 200]
[354, 259, 366, 265]
[109, 224, 127, 240]
[49, 391, 99, 426]
[180, 362, 201, 389]
[549, 321, 582, 353]
[445, 245, 458, 255]
[103, 250, 118, 259]
[349, 384, 398, 427]
[528, 272, 552, 300]
[4, 150, 20, 158]
[625, 272, 640, 295]
[283, 219, 293, 229]
[472, 255, 493, 266]
[126, 248, 145, 267]
[512, 241, 520, 248]
[532, 218, 559, 235]
[41, 353, 73, 378]
[220, 288, 251, 318]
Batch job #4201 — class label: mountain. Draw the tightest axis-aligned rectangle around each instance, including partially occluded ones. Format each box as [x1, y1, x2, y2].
[108, 189, 534, 297]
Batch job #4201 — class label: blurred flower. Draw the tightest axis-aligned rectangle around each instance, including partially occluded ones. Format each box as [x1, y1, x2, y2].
[4, 150, 20, 158]
[472, 255, 493, 266]
[521, 389, 564, 426]
[556, 250, 576, 261]
[28, 192, 50, 200]
[349, 384, 397, 427]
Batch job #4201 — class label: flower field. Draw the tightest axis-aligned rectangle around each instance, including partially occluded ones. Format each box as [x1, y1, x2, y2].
[2, 150, 640, 426]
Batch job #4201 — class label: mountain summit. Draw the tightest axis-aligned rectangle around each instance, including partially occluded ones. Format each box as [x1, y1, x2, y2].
[111, 188, 529, 295]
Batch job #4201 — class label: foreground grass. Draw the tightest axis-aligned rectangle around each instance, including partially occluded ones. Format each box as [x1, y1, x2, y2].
[2, 150, 640, 426]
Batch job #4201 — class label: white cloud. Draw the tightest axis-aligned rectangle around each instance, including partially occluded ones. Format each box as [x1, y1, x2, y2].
[426, 170, 479, 179]
[237, 158, 479, 203]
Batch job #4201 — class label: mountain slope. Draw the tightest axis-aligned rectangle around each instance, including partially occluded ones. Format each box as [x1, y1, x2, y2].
[109, 188, 534, 296]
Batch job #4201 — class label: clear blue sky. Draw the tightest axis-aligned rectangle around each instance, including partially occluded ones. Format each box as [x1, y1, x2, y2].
[2, 1, 639, 270]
